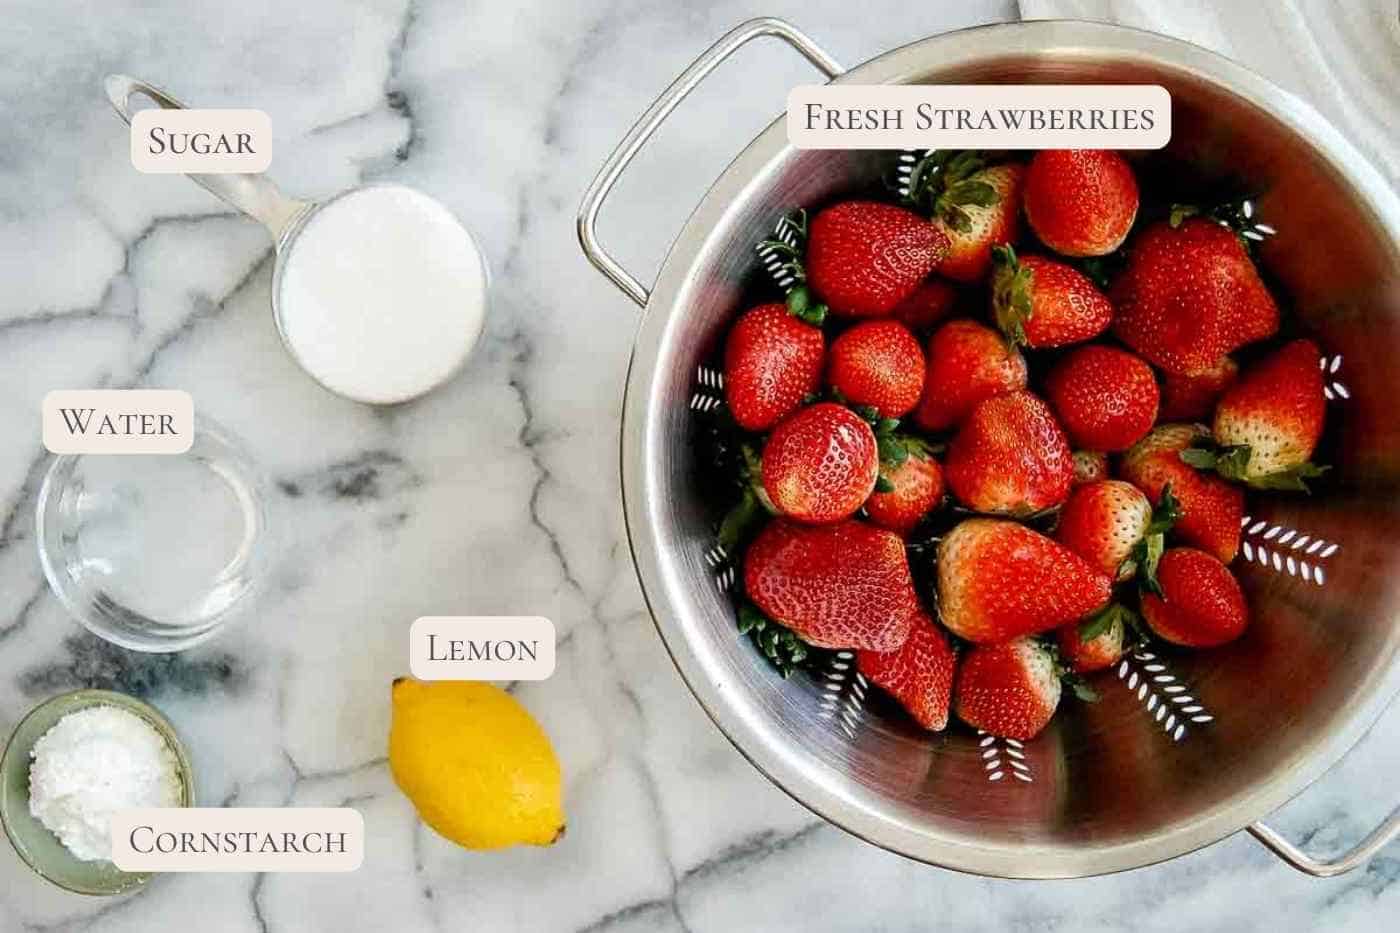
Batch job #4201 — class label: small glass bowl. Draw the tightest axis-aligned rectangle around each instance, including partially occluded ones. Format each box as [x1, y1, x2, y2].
[35, 417, 268, 652]
[0, 689, 196, 895]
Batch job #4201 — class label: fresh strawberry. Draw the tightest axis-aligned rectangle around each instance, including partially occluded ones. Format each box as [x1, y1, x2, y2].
[723, 303, 825, 432]
[1023, 149, 1139, 257]
[1054, 480, 1152, 581]
[1111, 218, 1280, 375]
[1056, 603, 1131, 674]
[1045, 345, 1159, 451]
[913, 319, 1027, 431]
[937, 518, 1112, 643]
[865, 449, 945, 534]
[891, 279, 959, 332]
[1072, 451, 1109, 486]
[990, 247, 1113, 349]
[827, 320, 925, 418]
[945, 390, 1073, 515]
[857, 614, 956, 730]
[927, 163, 1026, 283]
[806, 201, 949, 317]
[1141, 548, 1248, 647]
[761, 403, 878, 523]
[1121, 424, 1244, 563]
[744, 519, 918, 651]
[901, 151, 1025, 283]
[1159, 356, 1238, 421]
[1207, 339, 1327, 489]
[953, 637, 1062, 740]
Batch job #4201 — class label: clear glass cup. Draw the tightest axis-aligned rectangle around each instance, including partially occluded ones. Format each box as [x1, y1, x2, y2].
[35, 417, 268, 652]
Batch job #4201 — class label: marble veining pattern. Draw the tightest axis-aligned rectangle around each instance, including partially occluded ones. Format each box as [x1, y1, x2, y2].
[0, 0, 1397, 930]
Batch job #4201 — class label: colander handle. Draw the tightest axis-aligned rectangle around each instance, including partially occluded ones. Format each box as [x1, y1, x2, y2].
[1250, 808, 1400, 877]
[577, 17, 844, 307]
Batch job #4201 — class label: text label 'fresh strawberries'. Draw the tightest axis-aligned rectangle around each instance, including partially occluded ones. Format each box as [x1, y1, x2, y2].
[788, 85, 1170, 150]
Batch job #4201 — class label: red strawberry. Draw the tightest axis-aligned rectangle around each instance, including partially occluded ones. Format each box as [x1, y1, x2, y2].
[937, 518, 1112, 643]
[891, 279, 959, 332]
[1112, 218, 1280, 375]
[1054, 480, 1151, 581]
[930, 163, 1026, 283]
[990, 247, 1113, 349]
[761, 403, 877, 524]
[1056, 608, 1128, 674]
[1141, 548, 1248, 647]
[827, 320, 925, 418]
[1023, 149, 1139, 257]
[1072, 451, 1109, 486]
[806, 201, 949, 317]
[913, 319, 1027, 431]
[1159, 356, 1238, 421]
[857, 614, 956, 730]
[1121, 424, 1244, 563]
[953, 638, 1062, 740]
[723, 303, 825, 432]
[945, 391, 1073, 515]
[744, 519, 918, 651]
[1211, 339, 1327, 487]
[1045, 345, 1159, 451]
[865, 450, 945, 534]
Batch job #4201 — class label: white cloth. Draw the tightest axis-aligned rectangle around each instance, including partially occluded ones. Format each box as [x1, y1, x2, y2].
[1019, 0, 1400, 185]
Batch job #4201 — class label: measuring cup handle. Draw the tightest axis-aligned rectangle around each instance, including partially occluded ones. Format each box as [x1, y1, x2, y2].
[104, 74, 310, 242]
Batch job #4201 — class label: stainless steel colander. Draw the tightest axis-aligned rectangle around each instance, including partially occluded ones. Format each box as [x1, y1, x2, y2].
[579, 18, 1400, 878]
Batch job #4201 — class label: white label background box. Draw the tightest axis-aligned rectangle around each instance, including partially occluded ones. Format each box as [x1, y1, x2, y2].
[110, 808, 364, 872]
[130, 108, 272, 173]
[42, 389, 194, 455]
[787, 85, 1171, 150]
[410, 616, 556, 681]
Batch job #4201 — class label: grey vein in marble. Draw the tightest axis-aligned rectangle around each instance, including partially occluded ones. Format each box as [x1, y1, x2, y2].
[1, 1, 1398, 931]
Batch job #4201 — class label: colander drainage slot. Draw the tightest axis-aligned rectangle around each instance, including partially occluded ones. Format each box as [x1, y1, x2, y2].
[755, 215, 803, 292]
[1240, 515, 1339, 587]
[894, 148, 933, 200]
[1117, 650, 1214, 742]
[704, 541, 735, 594]
[817, 652, 867, 739]
[690, 365, 725, 414]
[979, 732, 1032, 783]
[1320, 353, 1350, 400]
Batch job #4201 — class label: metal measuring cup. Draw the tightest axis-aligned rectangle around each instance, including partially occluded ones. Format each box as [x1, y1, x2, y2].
[103, 75, 487, 405]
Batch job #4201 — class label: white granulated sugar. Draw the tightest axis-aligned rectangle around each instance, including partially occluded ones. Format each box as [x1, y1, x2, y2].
[28, 705, 182, 862]
[276, 184, 487, 405]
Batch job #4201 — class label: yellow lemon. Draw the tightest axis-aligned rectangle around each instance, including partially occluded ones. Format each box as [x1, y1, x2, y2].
[388, 678, 565, 849]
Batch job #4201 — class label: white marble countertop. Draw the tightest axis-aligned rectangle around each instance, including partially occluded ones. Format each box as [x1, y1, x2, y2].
[1, 0, 1398, 930]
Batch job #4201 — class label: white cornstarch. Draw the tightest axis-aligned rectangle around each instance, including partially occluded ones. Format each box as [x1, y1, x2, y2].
[28, 705, 182, 862]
